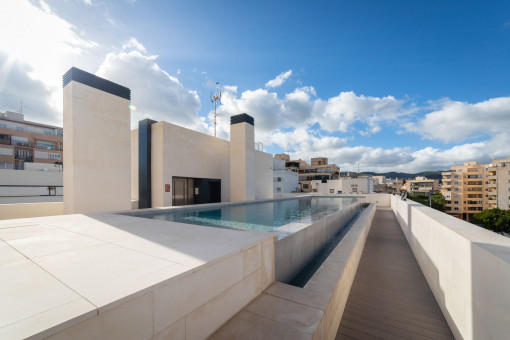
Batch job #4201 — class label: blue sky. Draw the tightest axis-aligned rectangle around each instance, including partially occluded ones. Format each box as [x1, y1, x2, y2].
[1, 0, 509, 172]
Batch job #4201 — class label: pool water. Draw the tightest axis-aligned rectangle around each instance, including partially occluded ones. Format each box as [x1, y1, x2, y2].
[128, 197, 360, 239]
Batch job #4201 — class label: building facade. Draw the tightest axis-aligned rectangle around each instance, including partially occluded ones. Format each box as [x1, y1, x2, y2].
[488, 157, 510, 210]
[0, 111, 63, 170]
[310, 176, 374, 195]
[273, 158, 299, 194]
[294, 157, 340, 192]
[442, 158, 510, 221]
[132, 114, 274, 208]
[0, 111, 63, 204]
[407, 176, 439, 194]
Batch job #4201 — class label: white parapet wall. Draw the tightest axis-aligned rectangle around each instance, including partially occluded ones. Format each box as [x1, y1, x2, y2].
[362, 193, 391, 207]
[0, 202, 63, 220]
[0, 169, 63, 204]
[308, 193, 391, 207]
[391, 195, 510, 340]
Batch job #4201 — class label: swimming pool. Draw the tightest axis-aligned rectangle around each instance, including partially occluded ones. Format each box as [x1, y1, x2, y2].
[126, 196, 361, 239]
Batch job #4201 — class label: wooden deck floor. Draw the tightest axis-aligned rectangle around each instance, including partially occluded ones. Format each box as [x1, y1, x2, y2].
[336, 207, 454, 340]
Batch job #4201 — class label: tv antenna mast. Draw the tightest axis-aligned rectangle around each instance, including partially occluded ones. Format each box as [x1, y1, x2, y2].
[210, 82, 222, 137]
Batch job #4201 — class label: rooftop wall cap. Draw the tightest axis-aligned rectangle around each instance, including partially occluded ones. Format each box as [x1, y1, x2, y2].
[62, 67, 131, 101]
[230, 113, 254, 126]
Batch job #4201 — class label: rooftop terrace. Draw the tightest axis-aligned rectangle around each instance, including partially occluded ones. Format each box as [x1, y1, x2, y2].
[1, 194, 510, 339]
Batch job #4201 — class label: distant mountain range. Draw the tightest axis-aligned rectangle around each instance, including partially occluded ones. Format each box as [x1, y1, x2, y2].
[341, 170, 445, 180]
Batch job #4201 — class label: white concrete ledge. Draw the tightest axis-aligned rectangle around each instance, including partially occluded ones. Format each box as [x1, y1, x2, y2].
[391, 195, 510, 340]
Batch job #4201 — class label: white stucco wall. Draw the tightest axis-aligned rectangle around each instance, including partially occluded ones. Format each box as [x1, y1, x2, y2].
[63, 81, 131, 214]
[254, 150, 273, 200]
[340, 177, 373, 194]
[311, 179, 342, 194]
[273, 169, 299, 194]
[0, 169, 63, 204]
[273, 158, 285, 171]
[310, 178, 374, 195]
[0, 169, 62, 186]
[151, 122, 231, 208]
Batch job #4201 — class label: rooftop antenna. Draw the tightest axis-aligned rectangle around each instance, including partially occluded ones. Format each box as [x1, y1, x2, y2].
[18, 101, 23, 114]
[210, 82, 222, 138]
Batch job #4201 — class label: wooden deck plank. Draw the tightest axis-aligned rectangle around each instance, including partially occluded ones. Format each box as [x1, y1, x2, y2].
[336, 207, 454, 340]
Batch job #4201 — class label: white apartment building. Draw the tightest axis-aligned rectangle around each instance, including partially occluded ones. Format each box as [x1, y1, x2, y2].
[273, 158, 299, 194]
[310, 177, 374, 195]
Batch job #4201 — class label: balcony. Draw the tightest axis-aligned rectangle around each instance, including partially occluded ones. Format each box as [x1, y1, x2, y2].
[11, 141, 34, 148]
[488, 191, 497, 196]
[14, 155, 33, 162]
[488, 183, 497, 188]
[488, 175, 497, 180]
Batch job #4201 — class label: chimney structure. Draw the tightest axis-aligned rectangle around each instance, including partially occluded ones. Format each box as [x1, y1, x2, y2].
[230, 113, 255, 202]
[62, 67, 131, 214]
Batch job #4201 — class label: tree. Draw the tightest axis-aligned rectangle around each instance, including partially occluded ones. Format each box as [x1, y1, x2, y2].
[406, 191, 445, 212]
[472, 209, 510, 233]
[431, 192, 446, 212]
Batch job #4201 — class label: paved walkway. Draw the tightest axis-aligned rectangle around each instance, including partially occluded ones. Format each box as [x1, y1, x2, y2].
[336, 207, 454, 340]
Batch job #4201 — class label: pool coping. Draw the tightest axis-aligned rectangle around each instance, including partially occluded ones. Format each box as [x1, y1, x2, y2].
[119, 195, 364, 241]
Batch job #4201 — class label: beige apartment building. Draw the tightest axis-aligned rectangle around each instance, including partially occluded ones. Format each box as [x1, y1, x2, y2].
[442, 158, 510, 221]
[487, 157, 510, 210]
[299, 157, 340, 192]
[0, 111, 63, 170]
[275, 155, 341, 192]
[408, 176, 439, 194]
[276, 154, 308, 174]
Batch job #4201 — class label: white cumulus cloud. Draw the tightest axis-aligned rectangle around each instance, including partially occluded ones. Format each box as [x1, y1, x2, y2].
[265, 70, 292, 88]
[122, 37, 147, 53]
[313, 91, 413, 133]
[406, 96, 510, 143]
[97, 47, 202, 129]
